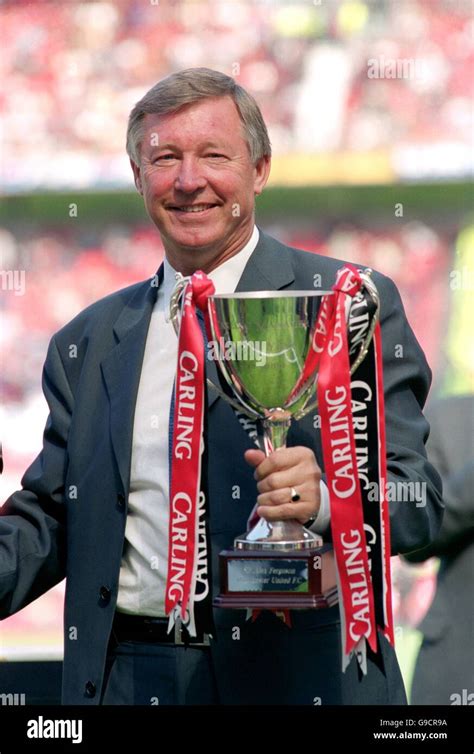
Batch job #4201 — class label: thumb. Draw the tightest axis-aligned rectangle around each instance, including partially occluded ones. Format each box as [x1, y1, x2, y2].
[244, 448, 266, 468]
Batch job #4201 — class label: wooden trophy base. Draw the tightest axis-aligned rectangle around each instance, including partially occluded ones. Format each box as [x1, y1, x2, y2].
[213, 543, 338, 610]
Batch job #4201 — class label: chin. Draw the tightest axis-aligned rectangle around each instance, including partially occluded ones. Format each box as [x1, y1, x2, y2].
[172, 231, 222, 252]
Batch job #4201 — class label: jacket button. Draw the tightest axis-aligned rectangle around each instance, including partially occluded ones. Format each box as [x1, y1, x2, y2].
[117, 493, 125, 509]
[84, 681, 96, 698]
[99, 586, 111, 605]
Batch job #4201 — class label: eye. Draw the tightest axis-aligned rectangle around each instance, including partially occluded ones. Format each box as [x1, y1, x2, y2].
[153, 154, 176, 163]
[206, 153, 227, 159]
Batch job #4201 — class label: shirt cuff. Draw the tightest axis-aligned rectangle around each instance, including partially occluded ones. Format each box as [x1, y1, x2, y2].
[308, 479, 331, 535]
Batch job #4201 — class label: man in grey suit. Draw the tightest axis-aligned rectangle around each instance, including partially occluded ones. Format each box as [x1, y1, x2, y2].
[0, 68, 443, 705]
[407, 394, 474, 705]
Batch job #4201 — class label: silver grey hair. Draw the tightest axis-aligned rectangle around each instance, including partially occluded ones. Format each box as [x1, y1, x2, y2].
[126, 67, 272, 165]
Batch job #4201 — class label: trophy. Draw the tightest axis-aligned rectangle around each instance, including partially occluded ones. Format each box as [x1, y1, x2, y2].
[170, 274, 379, 611]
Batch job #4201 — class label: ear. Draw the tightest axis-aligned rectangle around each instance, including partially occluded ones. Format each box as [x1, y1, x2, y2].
[130, 159, 143, 195]
[253, 155, 271, 196]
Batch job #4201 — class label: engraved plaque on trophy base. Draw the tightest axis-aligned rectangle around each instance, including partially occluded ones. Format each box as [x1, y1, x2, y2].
[213, 545, 338, 609]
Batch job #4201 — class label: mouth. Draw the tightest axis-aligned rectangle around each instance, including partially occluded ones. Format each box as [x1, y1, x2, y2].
[166, 203, 219, 216]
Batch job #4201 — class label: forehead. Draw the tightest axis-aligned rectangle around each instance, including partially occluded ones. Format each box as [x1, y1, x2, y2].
[141, 96, 246, 150]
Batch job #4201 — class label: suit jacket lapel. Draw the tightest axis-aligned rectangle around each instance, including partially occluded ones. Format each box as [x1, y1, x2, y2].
[235, 228, 295, 293]
[101, 269, 161, 492]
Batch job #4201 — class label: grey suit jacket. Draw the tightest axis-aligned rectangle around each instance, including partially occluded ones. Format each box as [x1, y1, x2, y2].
[0, 229, 443, 704]
[407, 395, 474, 704]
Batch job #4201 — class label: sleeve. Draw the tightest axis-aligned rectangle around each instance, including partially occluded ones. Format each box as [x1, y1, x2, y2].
[406, 461, 474, 563]
[430, 461, 474, 553]
[0, 336, 71, 616]
[404, 399, 474, 561]
[308, 478, 331, 535]
[376, 275, 444, 555]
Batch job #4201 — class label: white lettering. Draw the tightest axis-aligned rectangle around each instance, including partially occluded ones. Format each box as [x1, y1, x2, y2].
[27, 716, 82, 744]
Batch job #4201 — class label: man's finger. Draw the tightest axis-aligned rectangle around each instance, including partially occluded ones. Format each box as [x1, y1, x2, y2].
[257, 488, 296, 507]
[244, 449, 266, 468]
[251, 447, 315, 481]
[257, 501, 313, 523]
[257, 470, 300, 494]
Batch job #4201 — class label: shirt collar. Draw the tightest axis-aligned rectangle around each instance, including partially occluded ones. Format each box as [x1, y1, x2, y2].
[162, 225, 259, 302]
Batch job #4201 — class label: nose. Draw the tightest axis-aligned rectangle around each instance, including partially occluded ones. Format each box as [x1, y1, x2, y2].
[174, 156, 207, 193]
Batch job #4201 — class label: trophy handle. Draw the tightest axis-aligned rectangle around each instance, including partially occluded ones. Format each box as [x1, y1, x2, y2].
[169, 274, 189, 337]
[206, 378, 261, 419]
[349, 268, 380, 374]
[169, 275, 261, 420]
[293, 268, 380, 420]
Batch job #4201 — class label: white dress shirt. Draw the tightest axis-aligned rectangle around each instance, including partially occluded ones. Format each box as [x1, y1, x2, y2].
[117, 225, 330, 616]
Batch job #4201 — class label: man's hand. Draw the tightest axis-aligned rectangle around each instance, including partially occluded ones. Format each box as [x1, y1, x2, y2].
[244, 446, 322, 524]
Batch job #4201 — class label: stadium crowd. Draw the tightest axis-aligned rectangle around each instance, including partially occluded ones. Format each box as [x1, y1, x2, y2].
[2, 0, 472, 190]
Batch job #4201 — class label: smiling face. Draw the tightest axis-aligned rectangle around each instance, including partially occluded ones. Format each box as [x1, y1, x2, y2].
[130, 96, 271, 274]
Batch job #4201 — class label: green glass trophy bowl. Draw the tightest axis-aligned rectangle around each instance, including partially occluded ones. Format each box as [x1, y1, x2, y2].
[208, 290, 329, 549]
[170, 277, 379, 609]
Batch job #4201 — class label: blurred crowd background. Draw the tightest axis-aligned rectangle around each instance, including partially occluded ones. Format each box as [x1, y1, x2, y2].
[1, 0, 473, 699]
[2, 0, 473, 188]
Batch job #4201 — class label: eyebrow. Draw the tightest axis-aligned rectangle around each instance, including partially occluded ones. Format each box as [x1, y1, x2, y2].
[150, 140, 228, 152]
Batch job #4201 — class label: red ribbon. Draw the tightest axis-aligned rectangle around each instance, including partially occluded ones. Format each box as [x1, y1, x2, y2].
[165, 272, 215, 627]
[317, 267, 378, 656]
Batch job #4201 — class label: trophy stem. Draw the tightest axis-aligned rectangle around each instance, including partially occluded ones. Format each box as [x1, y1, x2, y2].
[262, 413, 291, 452]
[234, 410, 322, 551]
